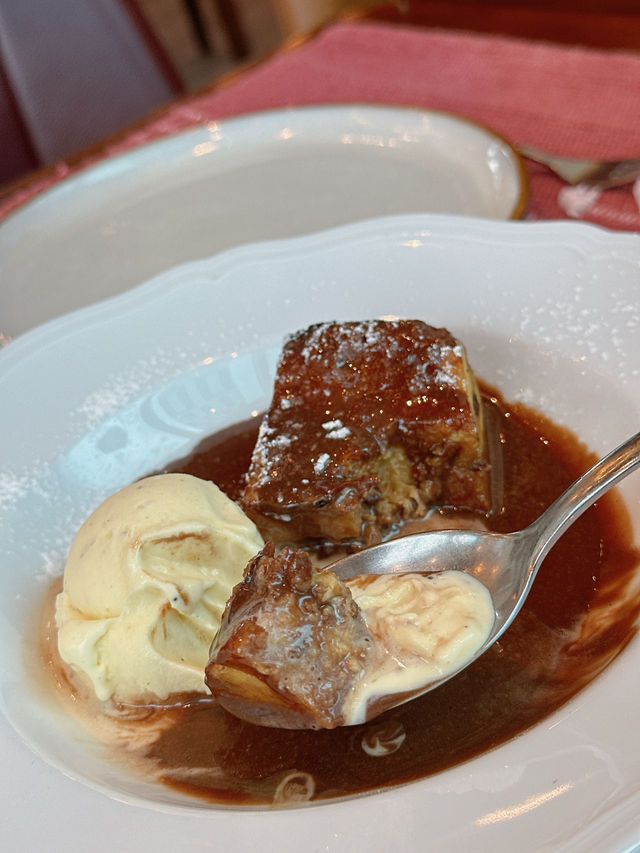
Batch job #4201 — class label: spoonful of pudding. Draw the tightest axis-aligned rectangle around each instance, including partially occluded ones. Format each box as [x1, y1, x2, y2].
[333, 429, 640, 660]
[206, 431, 640, 730]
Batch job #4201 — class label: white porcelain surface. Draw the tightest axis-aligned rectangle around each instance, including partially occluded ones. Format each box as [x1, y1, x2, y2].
[1, 214, 639, 852]
[0, 104, 524, 339]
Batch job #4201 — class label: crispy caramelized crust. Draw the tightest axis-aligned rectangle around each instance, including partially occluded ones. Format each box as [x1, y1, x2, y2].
[205, 543, 372, 729]
[241, 319, 490, 546]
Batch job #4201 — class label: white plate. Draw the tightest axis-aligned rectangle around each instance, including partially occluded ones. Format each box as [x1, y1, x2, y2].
[0, 104, 525, 340]
[1, 214, 639, 853]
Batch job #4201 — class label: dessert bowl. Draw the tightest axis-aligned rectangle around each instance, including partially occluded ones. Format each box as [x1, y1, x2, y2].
[0, 214, 639, 852]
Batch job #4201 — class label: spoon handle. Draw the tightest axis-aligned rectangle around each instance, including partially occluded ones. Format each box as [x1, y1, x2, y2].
[526, 431, 640, 569]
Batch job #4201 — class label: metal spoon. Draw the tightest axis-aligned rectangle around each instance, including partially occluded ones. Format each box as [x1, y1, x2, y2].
[331, 430, 640, 700]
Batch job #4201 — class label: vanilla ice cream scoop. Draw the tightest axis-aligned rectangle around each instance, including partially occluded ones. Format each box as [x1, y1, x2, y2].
[345, 571, 495, 724]
[55, 473, 264, 703]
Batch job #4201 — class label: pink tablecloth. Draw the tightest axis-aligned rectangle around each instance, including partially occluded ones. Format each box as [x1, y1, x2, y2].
[4, 19, 640, 229]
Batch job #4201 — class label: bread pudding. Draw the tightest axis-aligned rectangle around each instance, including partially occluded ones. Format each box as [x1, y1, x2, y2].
[205, 542, 373, 729]
[242, 319, 490, 547]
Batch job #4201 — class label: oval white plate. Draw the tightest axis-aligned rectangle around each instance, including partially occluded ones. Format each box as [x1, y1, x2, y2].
[0, 104, 525, 339]
[1, 214, 639, 853]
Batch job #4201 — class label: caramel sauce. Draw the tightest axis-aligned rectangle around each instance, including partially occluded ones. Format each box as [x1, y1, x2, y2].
[43, 385, 640, 807]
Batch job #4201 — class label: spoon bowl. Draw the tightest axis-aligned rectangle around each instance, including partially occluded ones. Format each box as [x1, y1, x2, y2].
[330, 431, 640, 705]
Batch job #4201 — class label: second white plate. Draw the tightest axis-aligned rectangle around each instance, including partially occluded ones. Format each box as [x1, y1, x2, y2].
[0, 104, 526, 339]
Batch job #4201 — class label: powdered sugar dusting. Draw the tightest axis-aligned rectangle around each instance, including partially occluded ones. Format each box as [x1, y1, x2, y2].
[0, 457, 93, 579]
[74, 349, 195, 430]
[322, 418, 352, 439]
[0, 471, 32, 513]
[0, 458, 59, 515]
[271, 434, 294, 448]
[326, 426, 351, 439]
[314, 453, 330, 474]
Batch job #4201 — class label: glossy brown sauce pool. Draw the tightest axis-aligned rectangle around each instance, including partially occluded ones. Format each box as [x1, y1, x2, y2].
[43, 386, 640, 807]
